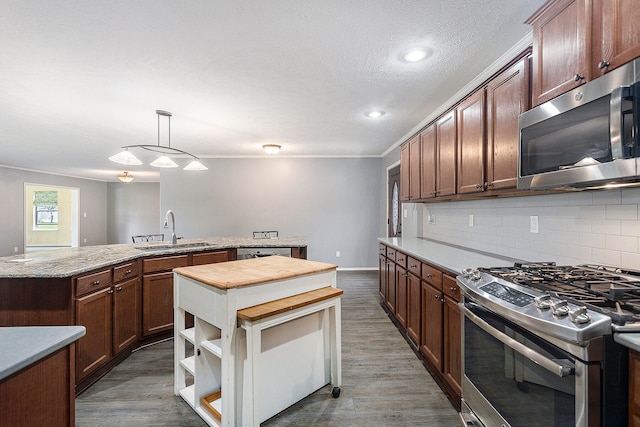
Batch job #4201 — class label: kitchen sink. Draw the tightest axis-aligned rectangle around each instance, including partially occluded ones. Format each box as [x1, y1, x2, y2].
[134, 242, 213, 250]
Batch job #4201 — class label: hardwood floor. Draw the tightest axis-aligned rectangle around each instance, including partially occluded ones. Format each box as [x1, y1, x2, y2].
[76, 270, 460, 426]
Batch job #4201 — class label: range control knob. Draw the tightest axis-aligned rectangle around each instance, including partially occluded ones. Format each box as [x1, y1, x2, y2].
[551, 300, 570, 317]
[462, 268, 481, 281]
[569, 306, 591, 324]
[534, 294, 552, 310]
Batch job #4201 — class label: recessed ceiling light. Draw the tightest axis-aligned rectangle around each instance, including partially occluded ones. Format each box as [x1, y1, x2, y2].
[365, 111, 385, 118]
[401, 47, 431, 63]
[263, 144, 281, 155]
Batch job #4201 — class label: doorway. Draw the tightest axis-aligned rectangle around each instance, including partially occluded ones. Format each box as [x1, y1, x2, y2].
[24, 184, 79, 252]
[388, 165, 401, 237]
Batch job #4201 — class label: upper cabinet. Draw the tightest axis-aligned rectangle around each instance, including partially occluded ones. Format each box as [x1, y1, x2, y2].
[485, 56, 530, 191]
[592, 0, 640, 77]
[528, 0, 640, 106]
[399, 135, 421, 202]
[456, 90, 485, 194]
[400, 143, 410, 201]
[436, 111, 457, 198]
[420, 124, 437, 199]
[527, 0, 590, 106]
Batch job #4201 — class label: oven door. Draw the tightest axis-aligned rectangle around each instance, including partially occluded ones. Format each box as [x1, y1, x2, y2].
[460, 301, 595, 427]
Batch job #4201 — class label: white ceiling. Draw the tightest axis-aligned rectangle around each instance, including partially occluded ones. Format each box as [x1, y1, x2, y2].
[1, 0, 546, 182]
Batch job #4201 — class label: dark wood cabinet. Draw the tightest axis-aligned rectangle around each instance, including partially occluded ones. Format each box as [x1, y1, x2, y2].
[76, 286, 112, 381]
[419, 124, 437, 199]
[420, 280, 444, 371]
[528, 0, 590, 106]
[379, 253, 387, 300]
[443, 274, 462, 400]
[456, 90, 486, 194]
[395, 251, 408, 327]
[630, 349, 640, 426]
[400, 143, 410, 202]
[385, 247, 397, 313]
[141, 271, 174, 337]
[436, 111, 457, 197]
[112, 276, 140, 354]
[486, 55, 530, 191]
[592, 0, 640, 77]
[406, 259, 422, 345]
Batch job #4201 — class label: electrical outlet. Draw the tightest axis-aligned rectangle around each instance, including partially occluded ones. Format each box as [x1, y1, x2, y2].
[403, 209, 408, 218]
[428, 214, 436, 225]
[336, 251, 341, 258]
[530, 216, 539, 233]
[14, 247, 18, 253]
[469, 214, 474, 227]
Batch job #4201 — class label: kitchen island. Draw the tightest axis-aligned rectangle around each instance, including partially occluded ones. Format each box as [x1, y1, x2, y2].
[173, 256, 341, 427]
[0, 236, 307, 394]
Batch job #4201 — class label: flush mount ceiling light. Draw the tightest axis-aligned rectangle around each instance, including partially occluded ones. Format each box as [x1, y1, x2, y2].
[118, 171, 134, 183]
[109, 110, 208, 170]
[263, 144, 281, 155]
[401, 47, 431, 63]
[365, 111, 385, 118]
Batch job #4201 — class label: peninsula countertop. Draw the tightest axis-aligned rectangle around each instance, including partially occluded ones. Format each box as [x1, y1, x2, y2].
[0, 236, 307, 279]
[174, 256, 336, 289]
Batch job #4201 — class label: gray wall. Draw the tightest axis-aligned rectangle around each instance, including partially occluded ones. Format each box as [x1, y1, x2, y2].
[107, 182, 160, 244]
[159, 157, 382, 268]
[0, 166, 108, 257]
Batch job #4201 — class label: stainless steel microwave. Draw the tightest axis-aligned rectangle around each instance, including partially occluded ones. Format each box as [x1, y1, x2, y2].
[518, 58, 640, 190]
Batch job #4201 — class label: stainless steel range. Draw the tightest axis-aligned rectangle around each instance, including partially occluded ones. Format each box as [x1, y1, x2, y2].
[457, 263, 638, 427]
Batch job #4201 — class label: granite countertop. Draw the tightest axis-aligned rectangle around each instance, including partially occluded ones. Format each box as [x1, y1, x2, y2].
[0, 326, 86, 381]
[614, 333, 640, 352]
[378, 237, 525, 275]
[175, 256, 336, 289]
[0, 236, 307, 279]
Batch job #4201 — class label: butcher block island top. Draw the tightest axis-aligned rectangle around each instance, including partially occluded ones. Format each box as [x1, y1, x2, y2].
[173, 255, 336, 289]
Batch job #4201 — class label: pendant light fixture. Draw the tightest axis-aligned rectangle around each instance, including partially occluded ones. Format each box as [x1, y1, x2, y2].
[109, 110, 208, 170]
[118, 171, 134, 183]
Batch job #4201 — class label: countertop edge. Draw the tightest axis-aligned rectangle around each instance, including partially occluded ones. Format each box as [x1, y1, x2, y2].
[0, 326, 86, 381]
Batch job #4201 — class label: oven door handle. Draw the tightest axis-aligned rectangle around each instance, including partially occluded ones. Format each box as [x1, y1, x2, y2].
[462, 304, 575, 378]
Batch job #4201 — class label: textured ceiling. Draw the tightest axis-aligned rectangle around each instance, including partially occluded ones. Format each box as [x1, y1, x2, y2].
[0, 0, 546, 181]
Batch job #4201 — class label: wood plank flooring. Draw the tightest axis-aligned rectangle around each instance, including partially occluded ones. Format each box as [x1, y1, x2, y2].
[76, 270, 460, 426]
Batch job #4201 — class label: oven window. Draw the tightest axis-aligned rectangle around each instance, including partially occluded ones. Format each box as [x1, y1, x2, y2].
[465, 307, 576, 426]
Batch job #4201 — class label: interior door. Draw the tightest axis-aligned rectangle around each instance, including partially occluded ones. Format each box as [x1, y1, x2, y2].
[388, 166, 401, 237]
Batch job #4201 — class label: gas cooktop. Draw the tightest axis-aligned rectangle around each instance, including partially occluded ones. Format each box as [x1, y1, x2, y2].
[478, 263, 640, 327]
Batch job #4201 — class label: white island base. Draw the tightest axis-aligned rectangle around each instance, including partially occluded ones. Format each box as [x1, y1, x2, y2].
[173, 256, 341, 427]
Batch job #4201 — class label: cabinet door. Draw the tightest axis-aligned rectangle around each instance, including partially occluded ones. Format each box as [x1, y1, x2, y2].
[395, 265, 408, 328]
[385, 259, 396, 313]
[113, 277, 140, 354]
[406, 272, 421, 345]
[630, 349, 640, 427]
[528, 0, 590, 106]
[192, 250, 229, 266]
[420, 124, 437, 199]
[486, 56, 529, 190]
[436, 111, 457, 197]
[379, 253, 387, 300]
[400, 143, 410, 201]
[456, 90, 486, 194]
[142, 272, 174, 336]
[443, 295, 462, 400]
[592, 0, 640, 76]
[420, 282, 443, 371]
[76, 287, 112, 380]
[408, 135, 421, 200]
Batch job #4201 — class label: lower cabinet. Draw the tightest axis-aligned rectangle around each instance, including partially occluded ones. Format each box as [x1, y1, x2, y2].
[112, 277, 140, 353]
[76, 286, 112, 381]
[142, 271, 176, 337]
[631, 349, 640, 427]
[378, 243, 462, 409]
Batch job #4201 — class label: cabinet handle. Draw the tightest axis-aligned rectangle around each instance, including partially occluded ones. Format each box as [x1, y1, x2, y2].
[450, 286, 458, 292]
[434, 294, 440, 300]
[484, 182, 490, 189]
[92, 280, 100, 286]
[124, 269, 132, 275]
[116, 286, 123, 292]
[404, 273, 409, 278]
[425, 274, 432, 278]
[574, 73, 584, 81]
[107, 289, 114, 294]
[410, 264, 417, 269]
[475, 183, 483, 189]
[598, 60, 610, 69]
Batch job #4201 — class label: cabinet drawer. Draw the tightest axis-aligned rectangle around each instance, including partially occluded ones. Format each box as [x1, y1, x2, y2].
[379, 244, 386, 256]
[395, 251, 407, 268]
[407, 256, 421, 277]
[422, 263, 443, 290]
[113, 261, 140, 283]
[76, 269, 112, 296]
[192, 251, 229, 266]
[386, 247, 396, 260]
[143, 255, 189, 274]
[443, 274, 461, 301]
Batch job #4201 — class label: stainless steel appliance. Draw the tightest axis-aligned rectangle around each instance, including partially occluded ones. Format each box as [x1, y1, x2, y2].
[518, 58, 640, 190]
[457, 263, 640, 426]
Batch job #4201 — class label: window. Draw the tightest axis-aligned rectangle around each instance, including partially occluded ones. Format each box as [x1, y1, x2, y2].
[33, 190, 59, 230]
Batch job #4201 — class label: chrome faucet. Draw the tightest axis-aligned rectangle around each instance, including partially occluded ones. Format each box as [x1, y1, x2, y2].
[163, 210, 177, 244]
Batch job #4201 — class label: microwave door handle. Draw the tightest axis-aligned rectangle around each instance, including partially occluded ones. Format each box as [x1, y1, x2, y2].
[610, 85, 630, 159]
[461, 304, 575, 378]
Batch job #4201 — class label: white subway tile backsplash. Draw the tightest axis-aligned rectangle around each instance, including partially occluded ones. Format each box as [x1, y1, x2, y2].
[421, 188, 640, 270]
